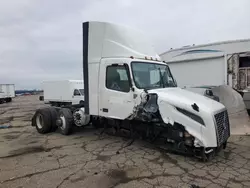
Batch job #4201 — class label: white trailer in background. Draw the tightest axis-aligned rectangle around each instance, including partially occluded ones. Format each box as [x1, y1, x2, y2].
[41, 80, 84, 106]
[0, 84, 15, 104]
[160, 39, 250, 135]
[160, 39, 250, 90]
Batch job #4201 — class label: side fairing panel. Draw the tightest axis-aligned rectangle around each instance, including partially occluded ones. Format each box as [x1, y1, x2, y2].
[87, 21, 160, 61]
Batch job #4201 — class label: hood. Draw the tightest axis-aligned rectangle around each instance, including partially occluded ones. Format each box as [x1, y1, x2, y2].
[149, 87, 225, 114]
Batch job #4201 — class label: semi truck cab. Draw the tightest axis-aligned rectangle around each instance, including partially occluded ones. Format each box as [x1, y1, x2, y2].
[84, 21, 230, 157]
[94, 56, 229, 148]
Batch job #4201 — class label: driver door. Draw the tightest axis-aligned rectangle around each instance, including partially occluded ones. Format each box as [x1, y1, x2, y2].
[99, 60, 134, 119]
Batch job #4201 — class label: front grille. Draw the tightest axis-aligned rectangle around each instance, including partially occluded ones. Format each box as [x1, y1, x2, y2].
[214, 110, 230, 146]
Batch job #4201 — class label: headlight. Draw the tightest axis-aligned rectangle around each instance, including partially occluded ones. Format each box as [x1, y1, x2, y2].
[176, 107, 205, 126]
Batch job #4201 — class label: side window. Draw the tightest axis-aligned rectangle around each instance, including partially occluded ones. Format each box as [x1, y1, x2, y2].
[73, 89, 81, 96]
[106, 65, 130, 92]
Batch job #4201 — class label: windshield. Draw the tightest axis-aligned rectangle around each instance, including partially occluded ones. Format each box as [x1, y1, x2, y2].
[131, 61, 177, 89]
[79, 89, 84, 95]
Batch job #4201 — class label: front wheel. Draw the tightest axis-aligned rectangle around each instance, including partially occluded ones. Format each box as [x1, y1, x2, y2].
[57, 108, 73, 135]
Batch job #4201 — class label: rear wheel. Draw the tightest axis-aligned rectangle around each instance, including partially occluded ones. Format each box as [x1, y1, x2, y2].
[5, 98, 12, 103]
[57, 108, 73, 135]
[48, 107, 58, 131]
[33, 108, 52, 134]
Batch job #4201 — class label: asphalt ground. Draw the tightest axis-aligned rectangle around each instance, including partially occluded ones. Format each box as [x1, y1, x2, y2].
[0, 95, 250, 188]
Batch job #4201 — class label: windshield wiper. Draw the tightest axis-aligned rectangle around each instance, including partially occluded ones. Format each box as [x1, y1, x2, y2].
[158, 68, 165, 88]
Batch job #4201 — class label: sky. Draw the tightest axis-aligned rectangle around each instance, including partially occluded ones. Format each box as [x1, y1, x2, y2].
[0, 0, 250, 89]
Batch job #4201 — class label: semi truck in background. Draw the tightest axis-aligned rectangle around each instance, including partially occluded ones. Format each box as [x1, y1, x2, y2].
[31, 21, 231, 161]
[0, 84, 15, 104]
[39, 80, 84, 107]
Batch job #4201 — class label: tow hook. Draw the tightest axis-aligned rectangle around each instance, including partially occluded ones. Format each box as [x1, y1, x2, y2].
[202, 148, 215, 162]
[205, 148, 214, 154]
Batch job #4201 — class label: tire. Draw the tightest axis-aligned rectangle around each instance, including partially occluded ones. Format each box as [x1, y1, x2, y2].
[57, 108, 73, 135]
[33, 108, 52, 134]
[5, 98, 11, 103]
[8, 98, 12, 102]
[48, 107, 58, 132]
[31, 114, 36, 127]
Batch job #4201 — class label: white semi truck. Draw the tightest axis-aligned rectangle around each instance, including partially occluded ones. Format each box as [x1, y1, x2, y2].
[31, 21, 230, 161]
[0, 84, 15, 104]
[39, 80, 84, 106]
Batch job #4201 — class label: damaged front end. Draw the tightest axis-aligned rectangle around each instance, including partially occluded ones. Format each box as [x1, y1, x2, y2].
[125, 90, 229, 161]
[127, 91, 161, 122]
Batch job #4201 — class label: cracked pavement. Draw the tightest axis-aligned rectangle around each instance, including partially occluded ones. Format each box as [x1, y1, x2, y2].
[1, 95, 250, 188]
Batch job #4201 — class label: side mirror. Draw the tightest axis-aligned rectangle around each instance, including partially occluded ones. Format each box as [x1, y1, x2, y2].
[205, 89, 213, 96]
